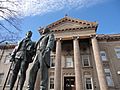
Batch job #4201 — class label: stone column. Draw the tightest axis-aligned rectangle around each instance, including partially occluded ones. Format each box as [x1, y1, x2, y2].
[73, 37, 82, 90]
[54, 39, 61, 90]
[91, 35, 108, 90]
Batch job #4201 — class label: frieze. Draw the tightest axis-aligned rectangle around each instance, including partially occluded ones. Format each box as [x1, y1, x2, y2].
[83, 71, 91, 75]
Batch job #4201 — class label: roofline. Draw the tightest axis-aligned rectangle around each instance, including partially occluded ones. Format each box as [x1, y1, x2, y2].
[38, 16, 98, 34]
[96, 34, 120, 40]
[0, 44, 16, 49]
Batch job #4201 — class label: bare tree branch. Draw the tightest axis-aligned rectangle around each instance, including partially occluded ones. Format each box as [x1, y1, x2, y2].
[0, 23, 12, 33]
[0, 40, 6, 44]
[0, 15, 21, 31]
[0, 0, 22, 43]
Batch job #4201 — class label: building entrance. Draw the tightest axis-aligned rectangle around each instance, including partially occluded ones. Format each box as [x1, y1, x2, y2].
[64, 77, 75, 90]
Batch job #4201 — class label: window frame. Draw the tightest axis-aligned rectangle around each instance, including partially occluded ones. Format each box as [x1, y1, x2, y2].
[100, 51, 107, 61]
[49, 77, 54, 90]
[4, 54, 11, 64]
[82, 55, 90, 67]
[104, 68, 114, 86]
[114, 48, 120, 59]
[65, 56, 74, 68]
[84, 75, 93, 90]
[50, 56, 55, 68]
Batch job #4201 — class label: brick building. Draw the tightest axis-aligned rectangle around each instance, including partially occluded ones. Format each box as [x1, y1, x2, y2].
[0, 16, 120, 90]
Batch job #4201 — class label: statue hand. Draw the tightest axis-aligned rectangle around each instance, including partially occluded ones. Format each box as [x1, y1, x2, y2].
[10, 56, 15, 62]
[45, 48, 50, 52]
[43, 48, 50, 58]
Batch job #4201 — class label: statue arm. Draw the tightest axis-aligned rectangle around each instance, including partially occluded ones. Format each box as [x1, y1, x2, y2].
[11, 40, 23, 58]
[10, 40, 23, 62]
[29, 41, 36, 55]
[46, 33, 55, 51]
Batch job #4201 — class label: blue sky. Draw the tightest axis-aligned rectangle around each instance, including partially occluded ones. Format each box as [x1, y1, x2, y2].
[4, 0, 120, 41]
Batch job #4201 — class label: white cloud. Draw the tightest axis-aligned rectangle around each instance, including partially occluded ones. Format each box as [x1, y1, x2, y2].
[1, 0, 106, 18]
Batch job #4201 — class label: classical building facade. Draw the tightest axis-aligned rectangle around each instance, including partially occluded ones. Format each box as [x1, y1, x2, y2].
[0, 16, 120, 90]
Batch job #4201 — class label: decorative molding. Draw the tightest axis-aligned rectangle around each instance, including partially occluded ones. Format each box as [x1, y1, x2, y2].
[38, 16, 98, 33]
[83, 71, 91, 75]
[72, 36, 80, 40]
[0, 44, 16, 49]
[55, 38, 62, 41]
[97, 34, 120, 40]
[49, 72, 54, 76]
[47, 16, 98, 29]
[102, 62, 110, 68]
[51, 26, 97, 33]
[90, 34, 120, 41]
[90, 34, 97, 39]
[63, 72, 75, 76]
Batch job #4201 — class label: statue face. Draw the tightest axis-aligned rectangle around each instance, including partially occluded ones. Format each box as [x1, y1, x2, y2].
[42, 28, 50, 34]
[26, 31, 32, 38]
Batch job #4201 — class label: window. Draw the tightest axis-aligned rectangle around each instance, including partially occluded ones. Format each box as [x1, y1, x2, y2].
[0, 49, 2, 55]
[85, 77, 93, 90]
[50, 56, 55, 68]
[114, 48, 120, 59]
[0, 73, 4, 85]
[104, 69, 114, 86]
[100, 51, 107, 61]
[82, 55, 90, 67]
[49, 77, 54, 90]
[66, 56, 73, 67]
[4, 54, 11, 64]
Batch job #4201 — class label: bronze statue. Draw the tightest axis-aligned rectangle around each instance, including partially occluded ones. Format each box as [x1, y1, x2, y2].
[9, 31, 35, 90]
[27, 27, 55, 90]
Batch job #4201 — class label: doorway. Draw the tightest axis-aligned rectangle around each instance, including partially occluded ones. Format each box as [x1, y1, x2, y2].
[64, 77, 75, 90]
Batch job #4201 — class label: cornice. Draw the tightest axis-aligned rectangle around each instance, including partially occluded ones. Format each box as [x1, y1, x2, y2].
[0, 44, 16, 49]
[51, 26, 97, 33]
[97, 34, 120, 40]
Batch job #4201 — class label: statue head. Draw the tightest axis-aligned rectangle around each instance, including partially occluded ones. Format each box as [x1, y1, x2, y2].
[26, 31, 32, 38]
[42, 27, 50, 34]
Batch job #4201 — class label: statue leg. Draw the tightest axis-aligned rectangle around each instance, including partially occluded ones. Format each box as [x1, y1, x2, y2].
[19, 61, 29, 90]
[40, 61, 48, 90]
[27, 59, 40, 90]
[10, 59, 21, 90]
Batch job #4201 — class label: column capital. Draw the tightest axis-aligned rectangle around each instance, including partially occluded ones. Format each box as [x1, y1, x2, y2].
[55, 38, 62, 41]
[90, 34, 98, 39]
[72, 36, 80, 40]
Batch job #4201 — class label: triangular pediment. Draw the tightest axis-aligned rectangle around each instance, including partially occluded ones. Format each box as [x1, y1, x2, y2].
[47, 16, 98, 30]
[51, 21, 86, 30]
[39, 16, 98, 33]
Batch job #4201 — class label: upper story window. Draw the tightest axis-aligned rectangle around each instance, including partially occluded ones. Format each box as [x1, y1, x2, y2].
[0, 49, 2, 55]
[100, 51, 107, 61]
[82, 55, 90, 67]
[84, 75, 93, 90]
[114, 48, 120, 59]
[50, 56, 55, 68]
[4, 53, 11, 64]
[104, 69, 114, 86]
[66, 56, 73, 68]
[0, 73, 4, 85]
